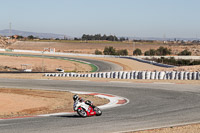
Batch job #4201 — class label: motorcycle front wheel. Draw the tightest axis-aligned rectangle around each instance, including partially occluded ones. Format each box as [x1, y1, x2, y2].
[94, 107, 102, 116]
[77, 108, 87, 117]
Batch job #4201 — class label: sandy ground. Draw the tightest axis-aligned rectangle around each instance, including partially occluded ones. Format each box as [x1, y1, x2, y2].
[8, 41, 200, 55]
[131, 123, 200, 133]
[0, 55, 91, 72]
[77, 56, 200, 72]
[0, 88, 109, 118]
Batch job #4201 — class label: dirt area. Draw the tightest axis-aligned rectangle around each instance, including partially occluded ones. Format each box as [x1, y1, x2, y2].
[0, 55, 91, 72]
[78, 56, 200, 72]
[0, 88, 109, 118]
[103, 58, 200, 72]
[131, 123, 200, 133]
[8, 41, 200, 55]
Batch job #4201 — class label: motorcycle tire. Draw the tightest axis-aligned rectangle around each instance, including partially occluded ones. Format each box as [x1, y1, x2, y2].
[94, 107, 102, 116]
[77, 108, 87, 117]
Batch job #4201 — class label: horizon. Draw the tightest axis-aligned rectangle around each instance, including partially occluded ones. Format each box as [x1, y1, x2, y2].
[0, 0, 200, 39]
[0, 29, 200, 40]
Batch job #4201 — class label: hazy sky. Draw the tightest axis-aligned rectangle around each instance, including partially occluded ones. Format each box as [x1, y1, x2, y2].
[0, 0, 200, 38]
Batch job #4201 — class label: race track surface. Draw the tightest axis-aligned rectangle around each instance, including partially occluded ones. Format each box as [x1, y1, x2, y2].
[0, 79, 200, 133]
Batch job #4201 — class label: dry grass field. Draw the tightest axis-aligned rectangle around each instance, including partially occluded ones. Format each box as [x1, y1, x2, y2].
[8, 41, 200, 56]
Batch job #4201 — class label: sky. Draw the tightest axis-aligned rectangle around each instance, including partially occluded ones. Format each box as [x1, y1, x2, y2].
[0, 0, 200, 38]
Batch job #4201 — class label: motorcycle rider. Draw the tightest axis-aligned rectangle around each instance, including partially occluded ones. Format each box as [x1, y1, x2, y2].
[73, 94, 95, 111]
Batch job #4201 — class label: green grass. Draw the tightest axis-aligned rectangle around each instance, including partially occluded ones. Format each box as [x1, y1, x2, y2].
[89, 64, 98, 72]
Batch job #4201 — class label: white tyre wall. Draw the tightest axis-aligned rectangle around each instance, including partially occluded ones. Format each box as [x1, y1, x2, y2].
[141, 71, 146, 79]
[159, 71, 165, 80]
[188, 72, 192, 80]
[184, 72, 189, 80]
[150, 72, 155, 80]
[146, 71, 151, 79]
[134, 71, 138, 79]
[180, 71, 184, 80]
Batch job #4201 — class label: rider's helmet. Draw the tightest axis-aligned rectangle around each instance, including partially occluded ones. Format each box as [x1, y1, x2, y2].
[73, 94, 79, 101]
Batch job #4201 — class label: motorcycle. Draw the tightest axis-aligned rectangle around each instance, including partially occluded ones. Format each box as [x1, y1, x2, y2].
[74, 100, 102, 117]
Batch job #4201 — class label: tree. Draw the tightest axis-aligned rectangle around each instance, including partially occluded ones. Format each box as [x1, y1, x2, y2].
[156, 46, 171, 56]
[95, 49, 102, 55]
[119, 37, 126, 42]
[144, 51, 150, 56]
[27, 35, 34, 40]
[103, 46, 116, 55]
[144, 49, 156, 56]
[178, 50, 192, 56]
[116, 49, 128, 56]
[133, 48, 142, 55]
[74, 37, 80, 40]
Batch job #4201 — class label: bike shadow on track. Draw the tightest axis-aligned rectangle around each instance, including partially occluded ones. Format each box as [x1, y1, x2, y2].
[53, 115, 83, 118]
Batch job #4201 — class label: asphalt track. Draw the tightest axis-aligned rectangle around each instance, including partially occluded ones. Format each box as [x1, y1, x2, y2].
[0, 79, 200, 133]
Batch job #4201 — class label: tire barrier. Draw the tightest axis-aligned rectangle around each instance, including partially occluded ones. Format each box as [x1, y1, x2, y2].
[44, 71, 200, 80]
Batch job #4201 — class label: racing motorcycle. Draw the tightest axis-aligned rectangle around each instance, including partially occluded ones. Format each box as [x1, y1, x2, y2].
[73, 100, 102, 117]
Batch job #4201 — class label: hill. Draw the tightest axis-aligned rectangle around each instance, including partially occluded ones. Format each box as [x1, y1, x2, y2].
[0, 29, 68, 39]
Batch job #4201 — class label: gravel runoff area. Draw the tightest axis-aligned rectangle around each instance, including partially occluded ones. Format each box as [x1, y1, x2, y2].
[0, 88, 109, 118]
[130, 123, 200, 133]
[0, 55, 91, 72]
[79, 56, 200, 72]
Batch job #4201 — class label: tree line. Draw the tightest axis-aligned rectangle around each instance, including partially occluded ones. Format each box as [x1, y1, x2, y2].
[81, 34, 128, 41]
[95, 46, 192, 56]
[146, 57, 200, 66]
[95, 46, 128, 56]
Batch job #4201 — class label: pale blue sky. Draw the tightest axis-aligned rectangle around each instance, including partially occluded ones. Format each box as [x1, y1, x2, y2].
[0, 0, 200, 38]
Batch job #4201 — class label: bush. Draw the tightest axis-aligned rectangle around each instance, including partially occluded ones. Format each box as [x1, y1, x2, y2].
[147, 57, 200, 66]
[95, 49, 102, 55]
[116, 49, 128, 56]
[133, 48, 142, 55]
[178, 50, 192, 56]
[156, 46, 171, 56]
[144, 49, 156, 56]
[103, 46, 116, 55]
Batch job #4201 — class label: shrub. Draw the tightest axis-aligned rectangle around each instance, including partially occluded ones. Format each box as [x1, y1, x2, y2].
[116, 49, 128, 56]
[95, 49, 102, 55]
[156, 46, 172, 56]
[103, 46, 116, 55]
[178, 50, 192, 56]
[144, 49, 156, 56]
[133, 48, 142, 55]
